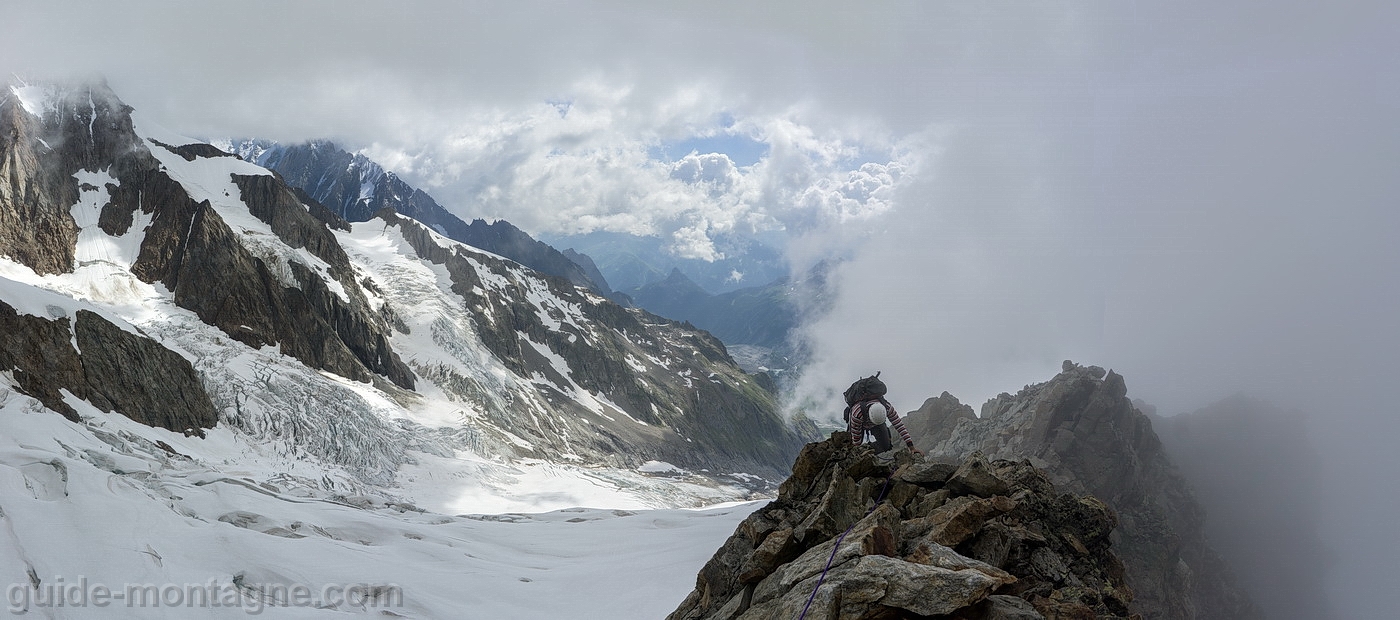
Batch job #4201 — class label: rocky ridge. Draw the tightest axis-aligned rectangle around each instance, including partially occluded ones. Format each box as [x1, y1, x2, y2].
[669, 433, 1137, 620]
[228, 139, 820, 373]
[904, 362, 1259, 620]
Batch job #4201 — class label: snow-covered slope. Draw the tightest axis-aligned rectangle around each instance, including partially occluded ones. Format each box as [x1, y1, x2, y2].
[0, 79, 807, 617]
[0, 384, 757, 618]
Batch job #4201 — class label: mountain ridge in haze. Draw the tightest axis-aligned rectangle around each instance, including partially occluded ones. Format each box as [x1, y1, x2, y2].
[224, 138, 613, 296]
[543, 229, 787, 295]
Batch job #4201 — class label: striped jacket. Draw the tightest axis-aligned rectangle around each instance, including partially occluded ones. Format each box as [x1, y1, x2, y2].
[846, 397, 914, 448]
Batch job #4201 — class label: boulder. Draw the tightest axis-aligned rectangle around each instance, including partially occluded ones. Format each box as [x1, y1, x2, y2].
[895, 460, 958, 486]
[946, 451, 1012, 497]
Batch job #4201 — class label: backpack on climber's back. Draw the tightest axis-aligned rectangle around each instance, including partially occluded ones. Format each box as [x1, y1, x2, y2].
[842, 372, 887, 422]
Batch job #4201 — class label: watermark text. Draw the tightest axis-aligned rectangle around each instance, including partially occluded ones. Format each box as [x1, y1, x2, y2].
[7, 576, 403, 615]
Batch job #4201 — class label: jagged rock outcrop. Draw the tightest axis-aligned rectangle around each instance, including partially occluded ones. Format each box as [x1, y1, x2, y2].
[148, 170, 414, 389]
[1154, 396, 1334, 620]
[669, 434, 1137, 620]
[0, 298, 216, 433]
[905, 362, 1259, 620]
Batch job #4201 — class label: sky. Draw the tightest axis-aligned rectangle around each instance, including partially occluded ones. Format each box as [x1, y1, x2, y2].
[4, 1, 1399, 615]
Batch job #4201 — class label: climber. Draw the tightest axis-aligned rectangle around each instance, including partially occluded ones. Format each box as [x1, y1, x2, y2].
[842, 372, 921, 455]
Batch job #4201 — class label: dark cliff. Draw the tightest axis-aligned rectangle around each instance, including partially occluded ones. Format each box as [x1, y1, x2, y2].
[0, 296, 216, 434]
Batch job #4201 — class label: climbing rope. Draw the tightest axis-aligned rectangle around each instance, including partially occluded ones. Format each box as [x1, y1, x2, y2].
[796, 468, 895, 620]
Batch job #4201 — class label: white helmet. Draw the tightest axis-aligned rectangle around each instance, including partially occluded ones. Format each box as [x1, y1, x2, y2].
[866, 402, 888, 425]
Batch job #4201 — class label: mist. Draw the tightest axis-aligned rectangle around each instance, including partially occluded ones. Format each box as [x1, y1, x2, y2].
[5, 1, 1398, 616]
[784, 3, 1399, 617]
[791, 2, 1398, 416]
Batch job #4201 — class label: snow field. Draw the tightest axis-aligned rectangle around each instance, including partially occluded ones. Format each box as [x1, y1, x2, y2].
[0, 387, 757, 618]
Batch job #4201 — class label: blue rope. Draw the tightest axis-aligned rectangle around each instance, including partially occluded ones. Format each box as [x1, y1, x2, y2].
[796, 470, 894, 620]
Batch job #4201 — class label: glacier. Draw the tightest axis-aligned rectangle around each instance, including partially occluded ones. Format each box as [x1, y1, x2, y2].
[0, 384, 758, 618]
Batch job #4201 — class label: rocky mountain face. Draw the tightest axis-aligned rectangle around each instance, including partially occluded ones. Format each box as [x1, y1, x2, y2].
[0, 292, 215, 434]
[2, 81, 121, 275]
[3, 81, 415, 394]
[1154, 396, 1334, 620]
[226, 139, 610, 295]
[562, 247, 612, 298]
[0, 80, 809, 491]
[904, 362, 1259, 620]
[668, 433, 1137, 620]
[625, 258, 837, 383]
[371, 209, 809, 476]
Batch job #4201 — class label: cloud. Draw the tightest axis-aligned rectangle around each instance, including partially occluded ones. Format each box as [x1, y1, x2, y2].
[809, 1, 1396, 418]
[0, 0, 923, 265]
[348, 84, 908, 264]
[670, 153, 739, 195]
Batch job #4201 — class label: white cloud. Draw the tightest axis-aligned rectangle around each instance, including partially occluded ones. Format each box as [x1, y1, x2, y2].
[670, 153, 739, 195]
[669, 222, 722, 262]
[347, 83, 909, 264]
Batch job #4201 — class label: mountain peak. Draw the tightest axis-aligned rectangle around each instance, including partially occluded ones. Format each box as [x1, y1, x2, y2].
[666, 266, 691, 282]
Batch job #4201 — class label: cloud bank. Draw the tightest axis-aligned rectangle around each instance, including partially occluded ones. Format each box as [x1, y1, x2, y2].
[4, 1, 921, 263]
[355, 93, 910, 262]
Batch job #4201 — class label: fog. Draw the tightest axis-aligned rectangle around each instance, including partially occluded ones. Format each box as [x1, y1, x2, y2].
[4, 1, 1398, 616]
[781, 6, 1399, 615]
